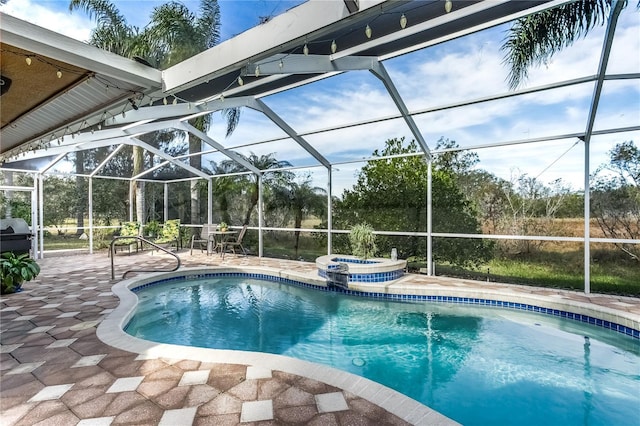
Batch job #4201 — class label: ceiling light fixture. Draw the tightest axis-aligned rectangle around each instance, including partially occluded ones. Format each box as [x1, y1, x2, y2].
[237, 75, 244, 86]
[25, 57, 32, 66]
[303, 43, 309, 56]
[163, 97, 168, 105]
[400, 13, 407, 29]
[365, 24, 372, 39]
[56, 70, 62, 78]
[445, 0, 453, 13]
[255, 65, 260, 77]
[279, 59, 284, 69]
[331, 40, 337, 54]
[172, 96, 178, 105]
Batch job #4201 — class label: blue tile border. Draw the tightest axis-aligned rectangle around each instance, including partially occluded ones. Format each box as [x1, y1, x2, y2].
[131, 272, 640, 340]
[318, 268, 404, 282]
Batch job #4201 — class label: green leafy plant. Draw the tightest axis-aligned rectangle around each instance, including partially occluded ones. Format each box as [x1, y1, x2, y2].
[143, 220, 161, 238]
[350, 223, 377, 260]
[218, 222, 228, 232]
[1, 252, 40, 294]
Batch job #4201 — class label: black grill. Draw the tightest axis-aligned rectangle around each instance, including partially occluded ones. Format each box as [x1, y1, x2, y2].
[0, 218, 33, 255]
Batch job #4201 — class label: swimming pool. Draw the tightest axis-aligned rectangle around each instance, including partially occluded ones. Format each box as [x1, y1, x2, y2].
[124, 273, 640, 426]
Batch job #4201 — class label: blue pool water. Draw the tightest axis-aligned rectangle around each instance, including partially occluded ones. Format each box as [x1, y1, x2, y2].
[126, 276, 640, 425]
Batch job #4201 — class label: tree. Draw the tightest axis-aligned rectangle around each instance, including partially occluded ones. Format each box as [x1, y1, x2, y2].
[69, 0, 240, 225]
[221, 152, 293, 226]
[74, 150, 87, 235]
[42, 177, 77, 233]
[501, 0, 635, 89]
[498, 171, 573, 254]
[432, 137, 479, 179]
[145, 1, 238, 224]
[333, 138, 493, 268]
[591, 141, 639, 261]
[268, 174, 326, 258]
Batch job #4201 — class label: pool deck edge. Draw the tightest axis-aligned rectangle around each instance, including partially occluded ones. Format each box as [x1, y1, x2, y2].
[99, 266, 460, 426]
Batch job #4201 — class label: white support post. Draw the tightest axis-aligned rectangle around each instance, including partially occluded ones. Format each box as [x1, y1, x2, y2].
[207, 178, 213, 224]
[583, 141, 590, 292]
[128, 181, 134, 221]
[327, 167, 333, 255]
[38, 174, 44, 259]
[427, 159, 433, 276]
[581, 0, 624, 294]
[258, 174, 264, 257]
[164, 183, 169, 222]
[88, 177, 93, 254]
[31, 177, 36, 257]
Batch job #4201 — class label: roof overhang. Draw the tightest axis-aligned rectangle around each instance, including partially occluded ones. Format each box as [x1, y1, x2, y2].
[0, 13, 162, 155]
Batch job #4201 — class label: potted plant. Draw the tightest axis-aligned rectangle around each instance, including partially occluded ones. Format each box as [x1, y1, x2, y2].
[218, 222, 228, 232]
[349, 223, 377, 260]
[1, 252, 40, 294]
[143, 220, 161, 238]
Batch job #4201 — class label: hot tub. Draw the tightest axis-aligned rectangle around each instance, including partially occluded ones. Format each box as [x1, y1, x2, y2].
[316, 254, 407, 284]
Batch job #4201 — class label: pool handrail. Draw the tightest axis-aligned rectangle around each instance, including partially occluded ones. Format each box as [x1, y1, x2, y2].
[110, 236, 181, 280]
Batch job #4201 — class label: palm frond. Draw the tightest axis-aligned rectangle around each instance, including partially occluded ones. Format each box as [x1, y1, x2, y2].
[501, 0, 616, 89]
[148, 2, 201, 67]
[223, 107, 241, 137]
[69, 0, 128, 30]
[197, 0, 221, 48]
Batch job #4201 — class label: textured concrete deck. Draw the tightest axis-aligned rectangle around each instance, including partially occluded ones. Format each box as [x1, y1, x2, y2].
[1, 250, 638, 425]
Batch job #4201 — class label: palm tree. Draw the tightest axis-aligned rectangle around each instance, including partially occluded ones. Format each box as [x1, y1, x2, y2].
[268, 175, 326, 258]
[501, 0, 634, 89]
[69, 0, 240, 224]
[220, 152, 294, 226]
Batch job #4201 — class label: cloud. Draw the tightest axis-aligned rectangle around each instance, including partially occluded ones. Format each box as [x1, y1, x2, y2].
[1, 0, 93, 41]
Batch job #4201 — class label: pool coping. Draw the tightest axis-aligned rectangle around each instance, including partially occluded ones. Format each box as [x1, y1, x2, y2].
[98, 266, 459, 426]
[98, 265, 640, 426]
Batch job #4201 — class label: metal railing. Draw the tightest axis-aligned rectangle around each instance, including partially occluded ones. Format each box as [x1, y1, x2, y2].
[110, 236, 181, 280]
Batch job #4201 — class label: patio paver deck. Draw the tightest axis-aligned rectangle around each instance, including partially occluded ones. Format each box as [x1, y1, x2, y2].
[1, 250, 638, 425]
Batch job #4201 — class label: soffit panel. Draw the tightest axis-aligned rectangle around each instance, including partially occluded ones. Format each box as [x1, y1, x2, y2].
[0, 12, 162, 157]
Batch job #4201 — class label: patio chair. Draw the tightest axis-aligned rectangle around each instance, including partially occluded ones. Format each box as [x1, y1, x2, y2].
[112, 221, 141, 255]
[154, 219, 181, 251]
[219, 224, 247, 258]
[190, 224, 217, 255]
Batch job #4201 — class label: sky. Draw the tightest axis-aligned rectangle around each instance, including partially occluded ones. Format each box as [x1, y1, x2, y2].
[1, 0, 639, 194]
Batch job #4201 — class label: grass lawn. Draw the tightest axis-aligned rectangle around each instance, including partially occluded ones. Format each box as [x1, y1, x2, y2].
[411, 249, 640, 297]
